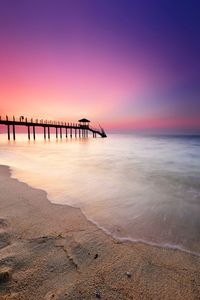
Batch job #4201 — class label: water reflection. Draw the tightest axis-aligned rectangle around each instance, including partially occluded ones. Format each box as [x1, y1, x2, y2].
[0, 133, 200, 254]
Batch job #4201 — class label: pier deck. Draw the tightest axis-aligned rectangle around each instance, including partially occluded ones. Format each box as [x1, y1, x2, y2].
[0, 116, 107, 140]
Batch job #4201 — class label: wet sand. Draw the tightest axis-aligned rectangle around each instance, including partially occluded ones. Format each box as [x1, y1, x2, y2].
[0, 165, 200, 300]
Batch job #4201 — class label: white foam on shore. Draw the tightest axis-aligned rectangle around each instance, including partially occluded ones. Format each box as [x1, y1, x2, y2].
[2, 163, 200, 258]
[83, 212, 200, 257]
[1, 133, 200, 256]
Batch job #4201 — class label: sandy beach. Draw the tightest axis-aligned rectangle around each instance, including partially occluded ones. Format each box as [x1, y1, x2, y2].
[0, 165, 200, 299]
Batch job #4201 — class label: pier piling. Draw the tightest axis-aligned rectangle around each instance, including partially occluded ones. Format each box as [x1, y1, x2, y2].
[0, 116, 107, 140]
[7, 125, 10, 140]
[28, 126, 30, 140]
[48, 127, 50, 139]
[33, 126, 36, 140]
[12, 124, 16, 140]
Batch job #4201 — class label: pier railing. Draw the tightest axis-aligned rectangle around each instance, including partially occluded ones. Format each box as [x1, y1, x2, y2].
[0, 115, 107, 140]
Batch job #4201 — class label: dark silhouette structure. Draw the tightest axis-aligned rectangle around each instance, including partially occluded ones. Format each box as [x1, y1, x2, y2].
[0, 116, 107, 140]
[78, 118, 90, 127]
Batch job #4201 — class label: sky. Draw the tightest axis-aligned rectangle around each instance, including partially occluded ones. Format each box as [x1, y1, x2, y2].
[0, 0, 200, 133]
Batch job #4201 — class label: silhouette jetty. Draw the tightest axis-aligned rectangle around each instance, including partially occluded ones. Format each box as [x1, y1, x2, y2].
[0, 116, 107, 140]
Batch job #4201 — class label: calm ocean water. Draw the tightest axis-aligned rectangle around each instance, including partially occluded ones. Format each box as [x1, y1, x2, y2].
[0, 133, 200, 254]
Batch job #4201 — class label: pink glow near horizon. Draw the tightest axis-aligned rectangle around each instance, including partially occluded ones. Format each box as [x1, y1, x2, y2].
[0, 1, 199, 133]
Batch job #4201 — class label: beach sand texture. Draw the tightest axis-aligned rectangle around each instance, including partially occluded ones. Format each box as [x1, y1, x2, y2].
[0, 165, 200, 300]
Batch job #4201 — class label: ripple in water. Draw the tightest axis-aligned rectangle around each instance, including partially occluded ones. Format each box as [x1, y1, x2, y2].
[0, 133, 200, 254]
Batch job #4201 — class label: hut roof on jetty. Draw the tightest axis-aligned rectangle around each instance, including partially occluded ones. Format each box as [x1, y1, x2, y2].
[78, 118, 90, 123]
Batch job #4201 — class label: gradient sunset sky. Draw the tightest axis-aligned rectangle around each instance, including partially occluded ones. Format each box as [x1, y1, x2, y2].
[0, 0, 200, 132]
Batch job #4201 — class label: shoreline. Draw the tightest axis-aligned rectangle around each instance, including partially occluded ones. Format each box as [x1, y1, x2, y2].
[0, 164, 200, 299]
[84, 215, 200, 258]
[9, 164, 200, 258]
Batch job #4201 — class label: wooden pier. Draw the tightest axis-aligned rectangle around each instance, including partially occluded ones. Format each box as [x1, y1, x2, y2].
[0, 116, 107, 140]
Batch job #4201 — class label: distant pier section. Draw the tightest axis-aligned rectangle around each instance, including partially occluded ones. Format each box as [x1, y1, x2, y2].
[0, 116, 107, 140]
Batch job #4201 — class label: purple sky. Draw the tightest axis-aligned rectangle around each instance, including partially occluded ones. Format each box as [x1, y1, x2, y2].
[0, 0, 200, 132]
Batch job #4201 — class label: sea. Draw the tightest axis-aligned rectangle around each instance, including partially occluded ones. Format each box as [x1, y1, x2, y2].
[0, 133, 200, 255]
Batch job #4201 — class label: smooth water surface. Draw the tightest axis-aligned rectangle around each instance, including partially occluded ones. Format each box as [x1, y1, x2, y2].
[0, 133, 200, 254]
